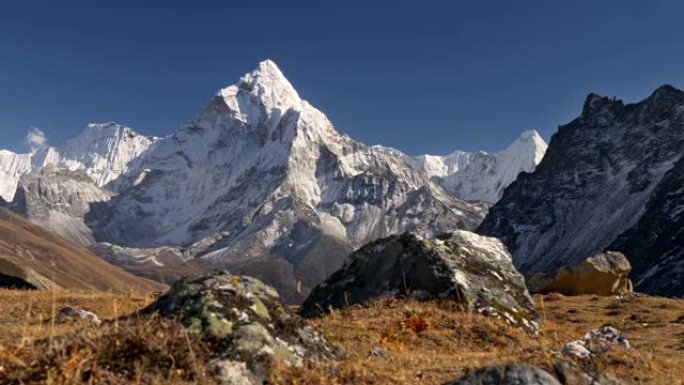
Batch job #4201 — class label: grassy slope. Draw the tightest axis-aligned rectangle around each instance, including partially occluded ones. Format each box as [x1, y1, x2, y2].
[0, 290, 682, 384]
[0, 208, 166, 293]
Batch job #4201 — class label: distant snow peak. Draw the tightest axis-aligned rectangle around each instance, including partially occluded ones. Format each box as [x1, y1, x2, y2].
[373, 130, 548, 203]
[501, 129, 548, 165]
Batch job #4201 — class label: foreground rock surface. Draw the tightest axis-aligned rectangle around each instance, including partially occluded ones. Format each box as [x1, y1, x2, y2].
[446, 364, 561, 385]
[140, 272, 339, 384]
[300, 231, 539, 332]
[527, 251, 633, 296]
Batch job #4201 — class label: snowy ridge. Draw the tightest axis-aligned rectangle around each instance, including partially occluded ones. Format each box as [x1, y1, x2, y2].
[58, 122, 158, 188]
[0, 123, 157, 201]
[373, 130, 548, 203]
[0, 150, 32, 201]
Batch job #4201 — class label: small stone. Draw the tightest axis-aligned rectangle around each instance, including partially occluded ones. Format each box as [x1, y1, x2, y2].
[584, 325, 630, 350]
[370, 346, 388, 358]
[56, 306, 101, 325]
[561, 340, 591, 359]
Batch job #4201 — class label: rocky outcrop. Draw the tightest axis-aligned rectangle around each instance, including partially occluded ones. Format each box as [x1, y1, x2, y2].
[300, 231, 539, 333]
[140, 272, 339, 385]
[526, 251, 633, 296]
[478, 85, 684, 297]
[446, 365, 561, 385]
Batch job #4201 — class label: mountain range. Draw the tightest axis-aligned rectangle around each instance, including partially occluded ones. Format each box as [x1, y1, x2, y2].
[4, 60, 682, 299]
[0, 60, 545, 302]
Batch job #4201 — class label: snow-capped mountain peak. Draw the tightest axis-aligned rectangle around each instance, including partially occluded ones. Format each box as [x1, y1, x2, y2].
[91, 60, 486, 302]
[504, 129, 547, 160]
[218, 59, 302, 128]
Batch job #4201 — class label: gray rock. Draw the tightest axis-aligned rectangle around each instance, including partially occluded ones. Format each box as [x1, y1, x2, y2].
[445, 364, 561, 385]
[561, 341, 591, 360]
[56, 306, 101, 325]
[300, 231, 539, 333]
[527, 251, 633, 296]
[562, 326, 630, 362]
[140, 272, 339, 384]
[584, 325, 630, 350]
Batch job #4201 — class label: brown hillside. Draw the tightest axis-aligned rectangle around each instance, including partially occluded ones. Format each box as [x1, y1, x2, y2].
[0, 208, 166, 293]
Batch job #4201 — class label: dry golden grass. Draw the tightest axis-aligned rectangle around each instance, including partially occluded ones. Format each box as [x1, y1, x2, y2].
[0, 289, 683, 384]
[272, 294, 684, 385]
[0, 289, 216, 384]
[0, 289, 154, 344]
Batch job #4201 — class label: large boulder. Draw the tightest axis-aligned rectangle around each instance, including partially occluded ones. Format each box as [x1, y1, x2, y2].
[527, 251, 633, 296]
[300, 231, 539, 333]
[445, 364, 561, 385]
[140, 272, 339, 385]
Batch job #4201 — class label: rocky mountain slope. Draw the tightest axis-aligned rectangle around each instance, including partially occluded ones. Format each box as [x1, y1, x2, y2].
[87, 60, 487, 302]
[610, 152, 684, 296]
[478, 85, 684, 296]
[0, 207, 165, 292]
[3, 166, 113, 245]
[374, 130, 547, 203]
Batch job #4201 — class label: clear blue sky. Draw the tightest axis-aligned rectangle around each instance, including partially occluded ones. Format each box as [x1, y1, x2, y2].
[1, 0, 682, 154]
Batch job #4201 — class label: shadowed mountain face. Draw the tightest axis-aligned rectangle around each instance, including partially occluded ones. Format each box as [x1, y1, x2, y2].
[610, 153, 684, 296]
[0, 207, 166, 292]
[478, 85, 684, 296]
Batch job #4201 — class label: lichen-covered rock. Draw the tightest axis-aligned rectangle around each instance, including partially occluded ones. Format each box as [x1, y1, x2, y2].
[140, 272, 339, 384]
[300, 231, 540, 333]
[445, 364, 561, 385]
[527, 251, 633, 296]
[56, 306, 101, 325]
